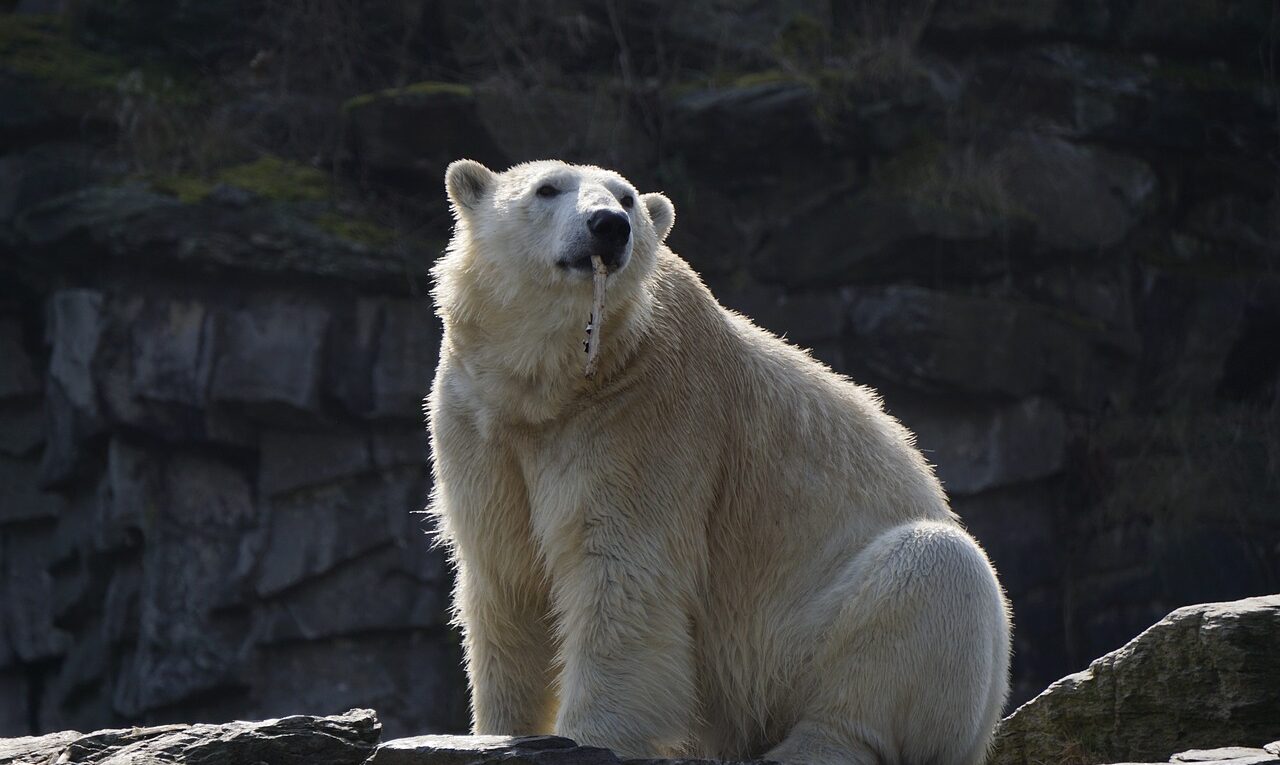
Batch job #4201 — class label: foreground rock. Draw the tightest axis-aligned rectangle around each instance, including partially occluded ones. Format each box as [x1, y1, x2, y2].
[990, 595, 1280, 765]
[2, 597, 1278, 762]
[1, 677, 1277, 765]
[0, 708, 379, 765]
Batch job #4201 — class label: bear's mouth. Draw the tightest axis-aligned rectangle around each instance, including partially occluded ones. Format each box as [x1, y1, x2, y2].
[557, 251, 628, 275]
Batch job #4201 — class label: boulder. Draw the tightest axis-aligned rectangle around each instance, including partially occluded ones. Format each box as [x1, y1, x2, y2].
[992, 135, 1157, 252]
[667, 81, 827, 181]
[750, 143, 1035, 287]
[342, 82, 507, 192]
[715, 284, 847, 349]
[889, 394, 1068, 495]
[846, 286, 1137, 409]
[991, 596, 1280, 765]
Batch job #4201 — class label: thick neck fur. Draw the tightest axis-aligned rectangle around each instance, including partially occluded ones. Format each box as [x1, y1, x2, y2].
[432, 234, 658, 430]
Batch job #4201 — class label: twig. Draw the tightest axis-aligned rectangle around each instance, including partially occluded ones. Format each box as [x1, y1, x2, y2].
[583, 255, 608, 379]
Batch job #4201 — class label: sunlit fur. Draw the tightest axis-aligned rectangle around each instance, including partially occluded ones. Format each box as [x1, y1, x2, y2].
[427, 159, 1011, 765]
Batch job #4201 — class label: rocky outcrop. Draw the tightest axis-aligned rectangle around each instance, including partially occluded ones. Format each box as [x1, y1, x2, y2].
[991, 596, 1280, 765]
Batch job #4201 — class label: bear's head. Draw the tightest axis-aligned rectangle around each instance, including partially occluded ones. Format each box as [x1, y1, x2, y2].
[442, 159, 675, 296]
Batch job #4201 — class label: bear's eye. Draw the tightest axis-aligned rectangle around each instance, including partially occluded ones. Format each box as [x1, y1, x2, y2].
[536, 184, 559, 198]
[620, 194, 635, 209]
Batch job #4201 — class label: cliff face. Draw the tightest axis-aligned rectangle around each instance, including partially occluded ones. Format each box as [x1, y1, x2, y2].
[1, 0, 1278, 739]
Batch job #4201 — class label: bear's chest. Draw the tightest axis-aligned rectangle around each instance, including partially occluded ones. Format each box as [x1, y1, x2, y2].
[506, 418, 613, 573]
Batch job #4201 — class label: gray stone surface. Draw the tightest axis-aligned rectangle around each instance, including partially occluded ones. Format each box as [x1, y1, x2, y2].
[0, 142, 96, 223]
[0, 404, 45, 458]
[39, 290, 106, 485]
[990, 596, 1280, 765]
[254, 545, 444, 642]
[112, 454, 260, 716]
[892, 395, 1068, 495]
[0, 455, 64, 523]
[0, 670, 30, 735]
[129, 297, 215, 408]
[716, 285, 847, 348]
[2, 524, 70, 663]
[250, 636, 465, 739]
[342, 83, 507, 190]
[259, 428, 372, 497]
[209, 297, 330, 418]
[847, 286, 1137, 409]
[369, 298, 441, 420]
[255, 467, 427, 596]
[753, 178, 1023, 287]
[669, 82, 826, 180]
[0, 320, 39, 402]
[993, 134, 1157, 252]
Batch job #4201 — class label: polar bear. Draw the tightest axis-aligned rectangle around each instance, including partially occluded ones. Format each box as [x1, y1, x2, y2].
[426, 159, 1011, 765]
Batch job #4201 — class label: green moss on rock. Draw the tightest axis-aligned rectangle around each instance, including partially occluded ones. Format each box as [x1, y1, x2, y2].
[149, 175, 214, 203]
[147, 156, 328, 204]
[313, 212, 397, 249]
[342, 80, 473, 112]
[0, 13, 125, 91]
[0, 13, 201, 104]
[216, 156, 329, 202]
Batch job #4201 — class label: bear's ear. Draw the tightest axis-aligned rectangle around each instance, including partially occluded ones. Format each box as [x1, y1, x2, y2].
[445, 159, 495, 211]
[642, 192, 675, 242]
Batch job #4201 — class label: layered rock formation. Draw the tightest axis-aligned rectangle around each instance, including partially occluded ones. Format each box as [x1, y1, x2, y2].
[2, 0, 1278, 739]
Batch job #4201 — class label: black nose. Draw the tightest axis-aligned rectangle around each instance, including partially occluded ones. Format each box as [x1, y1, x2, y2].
[588, 209, 630, 249]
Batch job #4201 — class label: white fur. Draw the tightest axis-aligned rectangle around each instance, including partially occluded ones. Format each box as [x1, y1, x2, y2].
[427, 160, 1011, 765]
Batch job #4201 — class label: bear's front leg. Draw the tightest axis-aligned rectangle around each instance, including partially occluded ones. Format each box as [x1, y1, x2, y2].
[546, 496, 701, 758]
[429, 390, 558, 736]
[456, 558, 558, 735]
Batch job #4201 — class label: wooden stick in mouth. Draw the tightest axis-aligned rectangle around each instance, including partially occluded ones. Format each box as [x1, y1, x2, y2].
[583, 255, 608, 379]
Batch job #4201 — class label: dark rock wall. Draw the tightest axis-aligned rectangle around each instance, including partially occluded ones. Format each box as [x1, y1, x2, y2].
[2, 0, 1278, 738]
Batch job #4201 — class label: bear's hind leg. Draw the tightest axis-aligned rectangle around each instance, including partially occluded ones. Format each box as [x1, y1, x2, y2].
[766, 521, 1011, 765]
